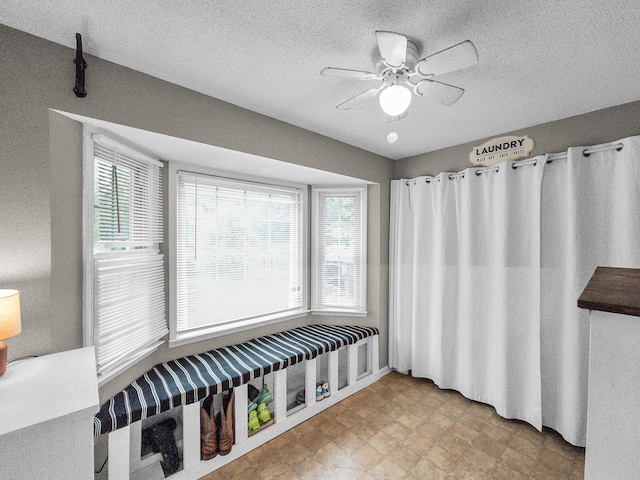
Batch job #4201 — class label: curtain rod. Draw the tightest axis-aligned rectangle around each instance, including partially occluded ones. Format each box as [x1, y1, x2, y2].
[405, 142, 624, 185]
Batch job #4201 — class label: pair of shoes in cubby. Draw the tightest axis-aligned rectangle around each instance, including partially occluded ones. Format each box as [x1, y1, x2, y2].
[200, 390, 235, 460]
[317, 380, 331, 400]
[248, 383, 273, 413]
[295, 381, 331, 405]
[248, 403, 272, 432]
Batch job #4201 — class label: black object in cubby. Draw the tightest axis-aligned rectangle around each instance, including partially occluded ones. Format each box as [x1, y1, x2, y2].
[141, 417, 180, 476]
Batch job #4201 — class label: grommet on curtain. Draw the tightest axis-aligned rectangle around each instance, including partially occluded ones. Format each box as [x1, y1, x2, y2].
[512, 159, 538, 169]
[475, 166, 499, 176]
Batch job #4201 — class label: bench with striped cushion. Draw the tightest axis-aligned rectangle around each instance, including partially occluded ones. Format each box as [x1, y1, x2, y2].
[94, 324, 378, 436]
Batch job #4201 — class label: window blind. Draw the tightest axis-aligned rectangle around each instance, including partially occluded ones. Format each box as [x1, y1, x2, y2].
[94, 138, 163, 246]
[91, 135, 166, 379]
[312, 187, 367, 314]
[176, 172, 304, 333]
[95, 251, 166, 375]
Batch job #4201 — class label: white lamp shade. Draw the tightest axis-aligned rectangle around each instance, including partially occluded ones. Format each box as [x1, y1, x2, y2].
[0, 290, 21, 340]
[379, 84, 412, 116]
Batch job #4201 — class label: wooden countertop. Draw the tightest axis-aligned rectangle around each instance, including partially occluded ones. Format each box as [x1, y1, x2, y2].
[578, 267, 640, 317]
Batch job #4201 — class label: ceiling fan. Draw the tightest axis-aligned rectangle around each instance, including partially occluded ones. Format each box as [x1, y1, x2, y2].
[321, 31, 478, 117]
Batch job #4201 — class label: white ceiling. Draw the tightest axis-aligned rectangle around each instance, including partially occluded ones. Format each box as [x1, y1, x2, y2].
[3, 1, 640, 160]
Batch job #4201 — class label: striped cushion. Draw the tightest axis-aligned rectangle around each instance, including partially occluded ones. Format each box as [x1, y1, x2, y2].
[94, 324, 378, 436]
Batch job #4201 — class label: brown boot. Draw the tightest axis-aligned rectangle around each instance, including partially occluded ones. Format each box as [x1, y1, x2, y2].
[218, 390, 234, 455]
[200, 398, 217, 460]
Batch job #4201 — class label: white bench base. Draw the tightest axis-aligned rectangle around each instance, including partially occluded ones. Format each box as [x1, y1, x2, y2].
[105, 335, 386, 479]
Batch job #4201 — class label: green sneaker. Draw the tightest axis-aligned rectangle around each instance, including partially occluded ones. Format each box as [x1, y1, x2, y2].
[248, 410, 260, 431]
[257, 403, 271, 423]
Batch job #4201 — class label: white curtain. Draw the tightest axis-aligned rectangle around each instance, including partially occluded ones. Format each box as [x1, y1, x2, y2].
[540, 138, 640, 446]
[390, 135, 640, 447]
[390, 158, 546, 431]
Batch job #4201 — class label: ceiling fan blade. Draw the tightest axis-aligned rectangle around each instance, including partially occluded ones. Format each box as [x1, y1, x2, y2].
[415, 40, 478, 77]
[375, 31, 407, 67]
[321, 67, 378, 80]
[336, 87, 383, 110]
[415, 80, 465, 106]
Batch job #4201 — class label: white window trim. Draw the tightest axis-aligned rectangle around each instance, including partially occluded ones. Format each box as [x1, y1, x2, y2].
[311, 185, 368, 316]
[167, 161, 309, 348]
[82, 128, 165, 386]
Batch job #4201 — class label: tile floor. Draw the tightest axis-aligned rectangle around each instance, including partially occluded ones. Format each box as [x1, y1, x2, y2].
[200, 371, 585, 479]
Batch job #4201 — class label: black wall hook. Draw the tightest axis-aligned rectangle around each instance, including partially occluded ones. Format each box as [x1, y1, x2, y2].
[73, 33, 87, 98]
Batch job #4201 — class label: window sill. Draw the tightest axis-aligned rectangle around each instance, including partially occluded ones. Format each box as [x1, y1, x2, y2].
[169, 310, 310, 348]
[311, 308, 368, 317]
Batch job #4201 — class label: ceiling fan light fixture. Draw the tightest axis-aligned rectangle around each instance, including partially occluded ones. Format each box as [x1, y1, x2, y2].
[379, 84, 412, 116]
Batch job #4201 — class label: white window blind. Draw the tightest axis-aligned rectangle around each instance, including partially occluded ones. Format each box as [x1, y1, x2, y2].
[312, 186, 367, 314]
[90, 134, 167, 380]
[176, 172, 304, 334]
[94, 138, 163, 247]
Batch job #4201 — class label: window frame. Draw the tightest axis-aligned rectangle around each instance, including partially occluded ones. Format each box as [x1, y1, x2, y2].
[82, 129, 166, 385]
[311, 185, 368, 316]
[167, 161, 309, 347]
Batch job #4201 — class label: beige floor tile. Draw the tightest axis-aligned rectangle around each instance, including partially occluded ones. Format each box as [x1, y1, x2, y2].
[396, 411, 427, 431]
[499, 446, 537, 476]
[313, 441, 348, 468]
[332, 430, 365, 454]
[426, 444, 461, 472]
[349, 442, 384, 469]
[471, 433, 507, 459]
[449, 421, 481, 444]
[490, 461, 530, 480]
[279, 442, 314, 465]
[331, 465, 367, 480]
[507, 432, 544, 459]
[402, 430, 437, 457]
[453, 461, 492, 479]
[367, 430, 399, 455]
[385, 444, 421, 471]
[410, 458, 451, 479]
[481, 422, 513, 444]
[458, 412, 489, 431]
[254, 457, 291, 478]
[290, 456, 326, 478]
[368, 457, 407, 479]
[438, 430, 472, 457]
[462, 447, 498, 473]
[538, 446, 573, 475]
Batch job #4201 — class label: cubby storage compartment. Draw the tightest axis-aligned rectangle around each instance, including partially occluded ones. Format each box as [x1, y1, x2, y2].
[138, 407, 184, 478]
[246, 373, 275, 436]
[285, 360, 306, 414]
[357, 341, 370, 378]
[337, 346, 349, 390]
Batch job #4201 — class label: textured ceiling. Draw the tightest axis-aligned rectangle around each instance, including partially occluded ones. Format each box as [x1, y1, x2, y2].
[2, 1, 640, 160]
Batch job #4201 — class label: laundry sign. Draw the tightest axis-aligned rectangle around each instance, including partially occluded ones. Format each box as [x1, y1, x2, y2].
[469, 135, 535, 166]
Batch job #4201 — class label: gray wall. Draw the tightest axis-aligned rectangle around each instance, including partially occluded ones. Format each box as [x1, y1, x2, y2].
[394, 100, 640, 179]
[0, 25, 393, 402]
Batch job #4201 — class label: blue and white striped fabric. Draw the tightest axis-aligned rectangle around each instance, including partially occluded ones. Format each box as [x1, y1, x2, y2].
[94, 324, 378, 436]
